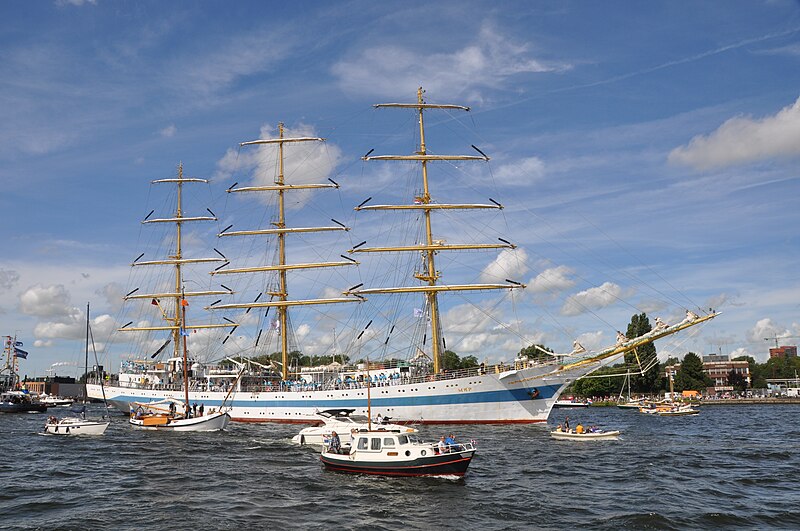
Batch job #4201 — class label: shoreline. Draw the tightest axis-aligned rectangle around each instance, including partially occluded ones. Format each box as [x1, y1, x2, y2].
[590, 398, 800, 407]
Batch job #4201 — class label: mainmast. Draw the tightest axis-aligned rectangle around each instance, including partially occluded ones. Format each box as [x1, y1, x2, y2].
[347, 87, 525, 373]
[120, 163, 236, 359]
[209, 123, 360, 380]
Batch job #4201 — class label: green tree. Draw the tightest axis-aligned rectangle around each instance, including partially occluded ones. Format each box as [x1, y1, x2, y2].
[727, 369, 747, 392]
[674, 352, 710, 392]
[518, 344, 556, 362]
[624, 313, 659, 393]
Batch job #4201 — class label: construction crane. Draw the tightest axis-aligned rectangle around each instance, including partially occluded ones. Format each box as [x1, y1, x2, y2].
[763, 335, 800, 348]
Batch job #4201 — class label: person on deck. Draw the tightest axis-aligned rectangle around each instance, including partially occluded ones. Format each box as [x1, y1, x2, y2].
[329, 431, 342, 454]
[564, 416, 571, 432]
[438, 436, 448, 454]
[445, 433, 457, 451]
[576, 423, 584, 434]
[199, 404, 205, 417]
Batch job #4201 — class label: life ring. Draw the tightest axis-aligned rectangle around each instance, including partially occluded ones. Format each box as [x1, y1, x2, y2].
[529, 388, 540, 399]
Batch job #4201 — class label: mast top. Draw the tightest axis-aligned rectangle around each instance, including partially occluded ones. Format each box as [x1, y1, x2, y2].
[374, 87, 470, 111]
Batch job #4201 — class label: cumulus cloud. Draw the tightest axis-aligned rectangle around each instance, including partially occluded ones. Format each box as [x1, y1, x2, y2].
[215, 123, 341, 209]
[33, 339, 54, 348]
[332, 23, 568, 101]
[0, 268, 20, 291]
[561, 282, 623, 316]
[528, 265, 575, 295]
[480, 248, 529, 283]
[98, 282, 125, 312]
[669, 96, 800, 170]
[748, 318, 791, 345]
[33, 312, 117, 342]
[20, 284, 73, 318]
[493, 156, 546, 186]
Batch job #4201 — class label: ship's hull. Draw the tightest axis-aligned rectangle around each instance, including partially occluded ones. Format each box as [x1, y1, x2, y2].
[88, 362, 605, 424]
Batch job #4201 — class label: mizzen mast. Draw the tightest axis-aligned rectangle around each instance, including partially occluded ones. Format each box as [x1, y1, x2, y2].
[208, 123, 360, 380]
[347, 87, 525, 374]
[120, 163, 236, 360]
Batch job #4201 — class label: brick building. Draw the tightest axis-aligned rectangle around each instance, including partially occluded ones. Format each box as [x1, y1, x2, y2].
[769, 345, 797, 359]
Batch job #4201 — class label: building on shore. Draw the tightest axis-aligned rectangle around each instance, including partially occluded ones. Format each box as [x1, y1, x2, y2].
[769, 345, 797, 359]
[664, 354, 751, 394]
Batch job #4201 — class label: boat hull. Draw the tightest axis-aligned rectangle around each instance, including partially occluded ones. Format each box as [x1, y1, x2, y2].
[88, 361, 608, 425]
[550, 430, 620, 440]
[129, 411, 231, 431]
[45, 418, 109, 436]
[320, 449, 475, 476]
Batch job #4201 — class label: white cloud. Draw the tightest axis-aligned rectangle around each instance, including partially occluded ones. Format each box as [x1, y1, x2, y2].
[332, 23, 568, 101]
[561, 282, 623, 316]
[34, 339, 54, 348]
[528, 265, 575, 295]
[480, 248, 528, 283]
[215, 123, 342, 209]
[159, 124, 177, 138]
[748, 317, 791, 345]
[669, 96, 800, 170]
[20, 284, 74, 318]
[493, 156, 546, 186]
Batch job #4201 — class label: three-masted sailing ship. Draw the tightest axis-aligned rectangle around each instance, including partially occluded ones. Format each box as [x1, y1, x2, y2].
[89, 90, 717, 424]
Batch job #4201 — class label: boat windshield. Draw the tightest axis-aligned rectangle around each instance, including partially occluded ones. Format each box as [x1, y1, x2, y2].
[348, 415, 369, 423]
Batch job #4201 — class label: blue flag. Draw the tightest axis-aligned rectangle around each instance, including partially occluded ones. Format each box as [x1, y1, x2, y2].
[14, 347, 28, 359]
[180, 329, 190, 337]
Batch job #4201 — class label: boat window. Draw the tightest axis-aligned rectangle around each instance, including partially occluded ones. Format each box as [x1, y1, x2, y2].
[357, 437, 368, 450]
[370, 438, 381, 450]
[383, 437, 395, 447]
[397, 435, 409, 445]
[350, 415, 369, 423]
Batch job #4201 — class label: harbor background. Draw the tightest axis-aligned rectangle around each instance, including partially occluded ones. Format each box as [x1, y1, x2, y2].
[2, 404, 799, 530]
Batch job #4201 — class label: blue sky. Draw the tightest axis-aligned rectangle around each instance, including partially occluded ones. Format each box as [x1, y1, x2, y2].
[2, 0, 800, 378]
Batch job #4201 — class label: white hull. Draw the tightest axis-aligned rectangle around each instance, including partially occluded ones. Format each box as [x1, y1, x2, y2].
[130, 413, 231, 431]
[45, 418, 109, 436]
[550, 429, 620, 440]
[129, 411, 231, 431]
[88, 362, 604, 424]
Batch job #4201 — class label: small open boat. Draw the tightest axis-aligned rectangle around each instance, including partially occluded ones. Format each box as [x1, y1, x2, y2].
[550, 428, 621, 440]
[130, 398, 230, 432]
[320, 430, 476, 476]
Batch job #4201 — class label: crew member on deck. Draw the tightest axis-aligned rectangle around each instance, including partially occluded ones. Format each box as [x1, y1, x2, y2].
[329, 431, 342, 454]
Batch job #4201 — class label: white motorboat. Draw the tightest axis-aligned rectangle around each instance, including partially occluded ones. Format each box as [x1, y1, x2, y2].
[38, 394, 73, 407]
[45, 415, 109, 436]
[292, 408, 417, 447]
[129, 399, 231, 432]
[553, 397, 590, 408]
[550, 428, 621, 440]
[321, 430, 476, 476]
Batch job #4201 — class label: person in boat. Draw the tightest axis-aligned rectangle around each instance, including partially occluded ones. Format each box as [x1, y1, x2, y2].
[575, 423, 584, 434]
[376, 413, 383, 424]
[556, 423, 563, 432]
[135, 405, 144, 419]
[329, 431, 342, 454]
[564, 416, 571, 432]
[169, 401, 176, 417]
[199, 403, 204, 417]
[444, 433, 456, 451]
[438, 436, 448, 454]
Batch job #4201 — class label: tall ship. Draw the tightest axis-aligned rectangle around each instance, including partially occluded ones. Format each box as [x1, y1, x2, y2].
[89, 89, 716, 423]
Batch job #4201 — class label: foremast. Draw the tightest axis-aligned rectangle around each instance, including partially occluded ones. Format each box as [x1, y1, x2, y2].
[208, 123, 360, 380]
[119, 163, 236, 364]
[347, 87, 525, 373]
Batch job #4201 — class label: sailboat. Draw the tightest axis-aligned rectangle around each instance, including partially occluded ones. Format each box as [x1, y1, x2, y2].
[88, 90, 717, 424]
[1, 336, 48, 413]
[616, 371, 645, 409]
[44, 303, 110, 435]
[117, 164, 232, 432]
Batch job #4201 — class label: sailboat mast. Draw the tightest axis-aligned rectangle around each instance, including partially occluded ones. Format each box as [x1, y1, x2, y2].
[174, 163, 184, 359]
[84, 302, 90, 401]
[182, 301, 190, 410]
[277, 124, 290, 380]
[416, 88, 444, 374]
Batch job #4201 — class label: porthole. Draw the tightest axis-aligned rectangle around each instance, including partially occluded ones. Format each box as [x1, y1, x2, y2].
[405, 450, 411, 456]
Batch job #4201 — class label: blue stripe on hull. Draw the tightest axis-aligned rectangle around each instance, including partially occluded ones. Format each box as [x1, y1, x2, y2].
[109, 384, 561, 410]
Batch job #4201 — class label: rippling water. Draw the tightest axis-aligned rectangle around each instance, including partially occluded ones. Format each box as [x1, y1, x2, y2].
[1, 404, 799, 530]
